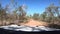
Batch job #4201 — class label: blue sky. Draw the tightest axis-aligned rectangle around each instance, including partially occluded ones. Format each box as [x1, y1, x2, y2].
[0, 0, 60, 15]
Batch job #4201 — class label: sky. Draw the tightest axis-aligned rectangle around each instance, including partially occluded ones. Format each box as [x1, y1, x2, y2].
[0, 0, 60, 15]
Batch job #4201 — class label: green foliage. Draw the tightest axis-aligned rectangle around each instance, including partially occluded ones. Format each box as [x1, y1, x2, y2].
[17, 5, 28, 23]
[40, 12, 47, 21]
[0, 4, 7, 20]
[32, 13, 40, 20]
[43, 3, 60, 28]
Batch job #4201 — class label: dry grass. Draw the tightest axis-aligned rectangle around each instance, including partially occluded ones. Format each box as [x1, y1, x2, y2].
[0, 19, 49, 27]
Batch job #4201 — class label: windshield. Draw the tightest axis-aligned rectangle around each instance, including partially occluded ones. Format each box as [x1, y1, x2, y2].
[0, 0, 60, 32]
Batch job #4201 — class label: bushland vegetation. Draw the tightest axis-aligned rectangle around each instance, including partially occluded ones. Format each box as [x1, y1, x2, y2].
[0, 0, 60, 29]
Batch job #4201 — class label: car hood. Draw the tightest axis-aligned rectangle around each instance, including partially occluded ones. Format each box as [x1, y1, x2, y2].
[0, 25, 60, 32]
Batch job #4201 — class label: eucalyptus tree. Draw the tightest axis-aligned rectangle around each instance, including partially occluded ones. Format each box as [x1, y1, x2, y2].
[32, 13, 40, 20]
[40, 12, 47, 21]
[45, 3, 60, 24]
[7, 0, 18, 21]
[0, 3, 7, 25]
[18, 4, 27, 23]
[13, 9, 18, 20]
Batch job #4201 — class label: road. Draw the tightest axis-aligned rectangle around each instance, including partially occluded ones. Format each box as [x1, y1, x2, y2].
[20, 19, 49, 27]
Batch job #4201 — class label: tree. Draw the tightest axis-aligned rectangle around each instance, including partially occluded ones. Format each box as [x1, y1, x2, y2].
[40, 12, 47, 21]
[32, 13, 40, 20]
[44, 3, 60, 28]
[0, 3, 7, 25]
[13, 9, 18, 20]
[18, 4, 27, 23]
[45, 3, 60, 23]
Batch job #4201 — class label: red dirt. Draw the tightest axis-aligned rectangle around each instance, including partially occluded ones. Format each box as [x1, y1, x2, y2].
[20, 19, 49, 27]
